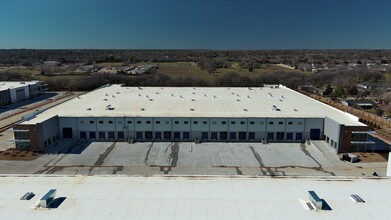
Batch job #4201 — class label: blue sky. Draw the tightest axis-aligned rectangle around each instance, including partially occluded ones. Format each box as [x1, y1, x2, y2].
[0, 0, 390, 49]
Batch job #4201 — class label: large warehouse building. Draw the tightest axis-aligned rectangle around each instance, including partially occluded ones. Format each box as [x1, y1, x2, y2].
[0, 81, 47, 107]
[13, 84, 372, 153]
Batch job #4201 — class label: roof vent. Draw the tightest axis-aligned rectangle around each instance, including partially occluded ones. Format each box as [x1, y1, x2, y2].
[247, 96, 251, 98]
[191, 99, 195, 101]
[171, 94, 174, 97]
[237, 99, 240, 102]
[146, 95, 149, 98]
[192, 92, 195, 94]
[140, 108, 145, 111]
[293, 109, 298, 112]
[180, 95, 183, 98]
[86, 108, 92, 111]
[350, 194, 365, 203]
[281, 95, 285, 99]
[106, 93, 109, 96]
[149, 99, 153, 101]
[279, 99, 283, 102]
[106, 105, 115, 110]
[204, 94, 207, 97]
[138, 94, 141, 96]
[190, 108, 195, 111]
[243, 109, 248, 111]
[103, 98, 108, 101]
[138, 86, 142, 90]
[117, 92, 120, 94]
[155, 92, 159, 94]
[112, 95, 116, 98]
[214, 95, 217, 98]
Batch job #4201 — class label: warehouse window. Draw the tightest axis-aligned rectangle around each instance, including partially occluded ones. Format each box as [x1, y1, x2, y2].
[250, 121, 255, 125]
[184, 121, 189, 124]
[99, 132, 105, 140]
[80, 132, 87, 139]
[89, 132, 96, 140]
[145, 131, 153, 140]
[156, 121, 160, 124]
[193, 121, 198, 124]
[136, 132, 143, 140]
[248, 132, 255, 140]
[278, 121, 283, 125]
[127, 121, 132, 124]
[174, 132, 180, 140]
[146, 121, 151, 124]
[276, 132, 284, 140]
[117, 132, 124, 140]
[109, 121, 113, 124]
[240, 121, 245, 125]
[90, 121, 94, 124]
[269, 121, 274, 125]
[108, 132, 115, 140]
[136, 121, 141, 124]
[288, 122, 293, 125]
[203, 121, 207, 124]
[99, 121, 104, 124]
[239, 132, 246, 140]
[267, 132, 274, 141]
[174, 121, 179, 124]
[220, 132, 228, 140]
[231, 121, 236, 125]
[222, 121, 227, 125]
[155, 132, 162, 140]
[165, 121, 170, 124]
[164, 131, 171, 140]
[211, 132, 218, 140]
[296, 132, 303, 141]
[183, 132, 189, 140]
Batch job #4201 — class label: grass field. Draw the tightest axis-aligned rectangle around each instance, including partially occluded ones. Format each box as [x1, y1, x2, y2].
[156, 62, 306, 82]
[0, 62, 308, 84]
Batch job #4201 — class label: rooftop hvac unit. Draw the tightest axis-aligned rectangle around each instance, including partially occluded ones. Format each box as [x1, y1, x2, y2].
[40, 189, 57, 208]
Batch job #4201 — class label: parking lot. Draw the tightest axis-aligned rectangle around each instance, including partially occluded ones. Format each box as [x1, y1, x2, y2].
[0, 141, 387, 176]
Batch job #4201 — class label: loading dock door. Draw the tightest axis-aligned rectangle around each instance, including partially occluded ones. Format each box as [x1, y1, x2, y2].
[62, 128, 73, 139]
[310, 129, 321, 140]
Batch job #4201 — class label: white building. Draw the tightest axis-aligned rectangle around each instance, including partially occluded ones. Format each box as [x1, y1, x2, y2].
[14, 84, 372, 153]
[0, 81, 47, 106]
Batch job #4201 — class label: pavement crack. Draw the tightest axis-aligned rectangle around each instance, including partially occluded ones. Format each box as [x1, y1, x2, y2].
[300, 143, 335, 176]
[144, 142, 154, 165]
[250, 146, 275, 176]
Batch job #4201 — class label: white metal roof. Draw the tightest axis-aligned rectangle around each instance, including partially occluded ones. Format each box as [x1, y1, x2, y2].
[0, 175, 390, 220]
[22, 84, 364, 126]
[0, 81, 41, 92]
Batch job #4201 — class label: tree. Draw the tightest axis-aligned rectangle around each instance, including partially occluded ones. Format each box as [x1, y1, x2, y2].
[376, 108, 384, 116]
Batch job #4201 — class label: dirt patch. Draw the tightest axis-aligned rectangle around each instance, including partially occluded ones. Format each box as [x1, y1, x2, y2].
[350, 152, 389, 163]
[0, 149, 42, 161]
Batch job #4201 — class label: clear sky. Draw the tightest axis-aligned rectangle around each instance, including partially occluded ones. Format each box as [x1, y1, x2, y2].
[0, 0, 390, 49]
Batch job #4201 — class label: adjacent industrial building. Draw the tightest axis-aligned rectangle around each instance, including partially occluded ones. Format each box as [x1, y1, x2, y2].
[0, 81, 47, 107]
[13, 84, 373, 153]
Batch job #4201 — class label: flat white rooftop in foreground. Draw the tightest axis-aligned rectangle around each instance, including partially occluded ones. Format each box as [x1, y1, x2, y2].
[0, 175, 390, 220]
[24, 85, 363, 126]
